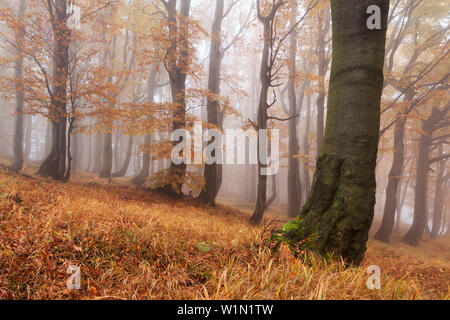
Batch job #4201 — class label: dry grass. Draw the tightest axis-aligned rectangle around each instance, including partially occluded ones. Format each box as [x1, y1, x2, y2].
[0, 165, 448, 300]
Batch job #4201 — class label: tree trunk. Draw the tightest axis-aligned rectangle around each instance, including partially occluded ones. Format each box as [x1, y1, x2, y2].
[303, 90, 312, 203]
[156, 0, 191, 197]
[133, 65, 158, 186]
[315, 10, 330, 160]
[72, 132, 79, 172]
[402, 111, 435, 245]
[23, 115, 32, 159]
[11, 0, 26, 172]
[112, 135, 134, 178]
[277, 0, 389, 266]
[92, 132, 102, 173]
[287, 23, 302, 218]
[37, 0, 70, 181]
[395, 160, 412, 232]
[199, 0, 224, 206]
[113, 130, 121, 172]
[249, 1, 284, 225]
[431, 147, 446, 239]
[99, 130, 113, 178]
[375, 120, 406, 241]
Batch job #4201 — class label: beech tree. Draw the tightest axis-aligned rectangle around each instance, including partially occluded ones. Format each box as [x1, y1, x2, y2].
[276, 0, 390, 266]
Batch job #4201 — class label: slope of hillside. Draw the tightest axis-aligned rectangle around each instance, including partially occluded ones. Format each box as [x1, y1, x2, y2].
[0, 166, 448, 300]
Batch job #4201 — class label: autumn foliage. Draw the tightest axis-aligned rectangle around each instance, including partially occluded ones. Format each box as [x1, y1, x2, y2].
[0, 165, 448, 300]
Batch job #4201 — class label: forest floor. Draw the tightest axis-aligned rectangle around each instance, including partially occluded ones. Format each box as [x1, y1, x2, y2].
[0, 163, 449, 300]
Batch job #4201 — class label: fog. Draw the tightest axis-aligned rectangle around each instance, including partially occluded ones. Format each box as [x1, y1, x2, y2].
[0, 0, 448, 242]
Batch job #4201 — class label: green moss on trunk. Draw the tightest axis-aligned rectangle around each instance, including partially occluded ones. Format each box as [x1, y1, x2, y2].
[275, 0, 389, 266]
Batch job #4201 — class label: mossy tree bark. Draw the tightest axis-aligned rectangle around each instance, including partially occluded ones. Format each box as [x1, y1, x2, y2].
[277, 0, 389, 266]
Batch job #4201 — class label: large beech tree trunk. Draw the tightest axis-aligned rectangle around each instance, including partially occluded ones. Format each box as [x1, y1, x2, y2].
[277, 0, 389, 266]
[37, 0, 70, 181]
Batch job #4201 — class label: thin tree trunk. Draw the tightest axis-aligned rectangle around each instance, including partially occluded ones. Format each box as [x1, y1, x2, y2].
[199, 0, 224, 206]
[303, 89, 312, 203]
[23, 115, 32, 159]
[72, 132, 79, 172]
[402, 109, 436, 245]
[112, 135, 134, 177]
[249, 0, 285, 225]
[374, 105, 408, 241]
[431, 147, 446, 239]
[113, 130, 121, 172]
[315, 10, 330, 159]
[286, 19, 302, 218]
[395, 158, 413, 232]
[92, 132, 102, 173]
[11, 0, 26, 172]
[133, 65, 158, 185]
[99, 130, 113, 178]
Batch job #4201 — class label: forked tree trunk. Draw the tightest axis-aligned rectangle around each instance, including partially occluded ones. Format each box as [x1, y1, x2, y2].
[199, 0, 224, 206]
[277, 0, 389, 266]
[156, 0, 191, 198]
[249, 2, 280, 225]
